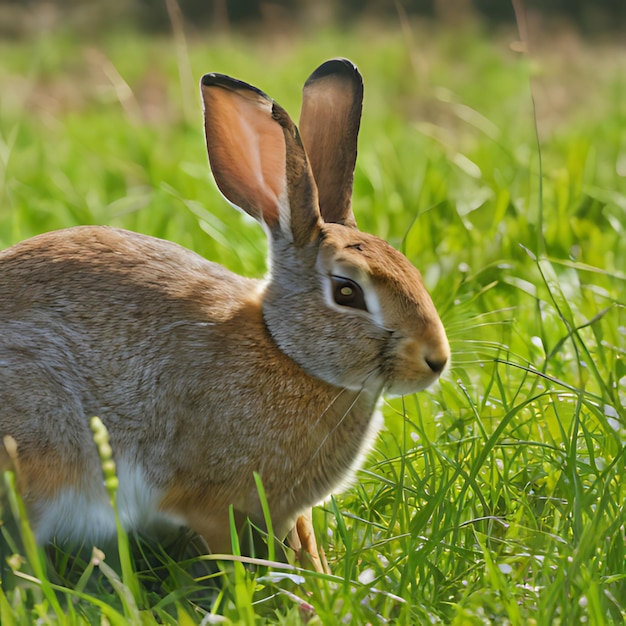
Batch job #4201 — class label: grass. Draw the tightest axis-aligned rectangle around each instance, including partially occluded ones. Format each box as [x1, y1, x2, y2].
[0, 16, 625, 625]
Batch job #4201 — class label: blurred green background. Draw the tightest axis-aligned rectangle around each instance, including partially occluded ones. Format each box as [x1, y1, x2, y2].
[0, 0, 624, 35]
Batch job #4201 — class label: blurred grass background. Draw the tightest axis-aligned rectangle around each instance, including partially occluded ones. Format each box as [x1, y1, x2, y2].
[0, 1, 625, 624]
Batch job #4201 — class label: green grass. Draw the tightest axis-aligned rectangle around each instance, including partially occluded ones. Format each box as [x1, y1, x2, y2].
[1, 18, 625, 625]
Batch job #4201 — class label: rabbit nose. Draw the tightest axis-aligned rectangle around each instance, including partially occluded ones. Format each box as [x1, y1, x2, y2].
[421, 320, 450, 375]
[425, 356, 447, 374]
[423, 335, 450, 374]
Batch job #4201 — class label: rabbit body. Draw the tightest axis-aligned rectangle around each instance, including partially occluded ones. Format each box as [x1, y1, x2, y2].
[0, 226, 381, 549]
[0, 59, 449, 556]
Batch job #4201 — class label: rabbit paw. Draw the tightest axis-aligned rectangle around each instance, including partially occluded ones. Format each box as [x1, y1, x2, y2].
[288, 509, 330, 574]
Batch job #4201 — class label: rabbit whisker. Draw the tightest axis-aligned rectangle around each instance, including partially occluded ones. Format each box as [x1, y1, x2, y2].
[308, 387, 366, 466]
[308, 385, 354, 432]
[307, 368, 382, 466]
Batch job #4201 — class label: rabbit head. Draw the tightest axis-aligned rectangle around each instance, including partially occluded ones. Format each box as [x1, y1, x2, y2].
[201, 59, 449, 396]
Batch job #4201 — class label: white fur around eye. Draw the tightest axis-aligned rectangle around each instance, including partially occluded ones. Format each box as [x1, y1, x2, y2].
[321, 268, 386, 329]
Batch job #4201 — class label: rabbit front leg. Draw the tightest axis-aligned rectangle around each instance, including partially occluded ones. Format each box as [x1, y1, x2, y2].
[288, 509, 330, 574]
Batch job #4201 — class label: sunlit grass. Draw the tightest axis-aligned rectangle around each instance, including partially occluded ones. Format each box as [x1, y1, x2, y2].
[0, 19, 624, 624]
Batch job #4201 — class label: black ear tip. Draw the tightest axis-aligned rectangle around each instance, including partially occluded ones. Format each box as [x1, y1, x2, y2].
[306, 58, 362, 86]
[200, 73, 271, 101]
[201, 72, 227, 87]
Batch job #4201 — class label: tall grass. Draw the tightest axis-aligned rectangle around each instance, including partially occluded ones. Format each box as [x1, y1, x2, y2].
[0, 19, 624, 624]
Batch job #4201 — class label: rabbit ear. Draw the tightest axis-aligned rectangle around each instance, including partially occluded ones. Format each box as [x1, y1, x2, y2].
[201, 74, 321, 245]
[299, 58, 363, 228]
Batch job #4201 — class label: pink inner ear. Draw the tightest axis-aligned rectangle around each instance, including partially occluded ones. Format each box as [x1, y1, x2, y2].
[202, 84, 287, 229]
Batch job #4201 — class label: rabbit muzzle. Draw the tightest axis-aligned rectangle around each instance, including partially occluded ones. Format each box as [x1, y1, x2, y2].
[379, 309, 450, 397]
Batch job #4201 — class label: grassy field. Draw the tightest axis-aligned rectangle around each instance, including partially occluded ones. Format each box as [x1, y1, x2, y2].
[0, 17, 625, 625]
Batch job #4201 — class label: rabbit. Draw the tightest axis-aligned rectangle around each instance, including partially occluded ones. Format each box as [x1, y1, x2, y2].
[0, 58, 449, 572]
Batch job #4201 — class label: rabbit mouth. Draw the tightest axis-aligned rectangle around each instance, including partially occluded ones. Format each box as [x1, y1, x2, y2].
[384, 372, 443, 397]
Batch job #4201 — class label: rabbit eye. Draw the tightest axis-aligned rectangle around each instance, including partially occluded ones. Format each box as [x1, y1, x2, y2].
[331, 276, 368, 312]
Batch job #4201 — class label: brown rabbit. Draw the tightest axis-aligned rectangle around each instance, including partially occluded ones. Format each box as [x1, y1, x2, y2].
[0, 59, 449, 571]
